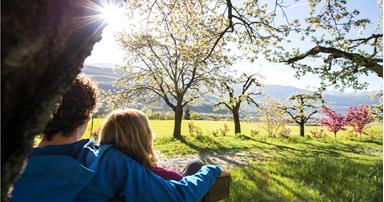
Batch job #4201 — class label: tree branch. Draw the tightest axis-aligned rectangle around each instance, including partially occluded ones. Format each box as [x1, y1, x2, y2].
[285, 46, 383, 77]
[285, 110, 300, 124]
[347, 33, 383, 43]
[304, 110, 318, 122]
[215, 101, 233, 111]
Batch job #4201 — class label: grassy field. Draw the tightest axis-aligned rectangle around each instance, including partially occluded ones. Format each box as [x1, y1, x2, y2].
[83, 118, 383, 201]
[84, 119, 382, 156]
[224, 136, 382, 201]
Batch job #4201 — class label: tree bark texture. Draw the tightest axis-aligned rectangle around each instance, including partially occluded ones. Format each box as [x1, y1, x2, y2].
[173, 106, 184, 139]
[232, 110, 241, 134]
[2, 1, 105, 200]
[299, 123, 305, 137]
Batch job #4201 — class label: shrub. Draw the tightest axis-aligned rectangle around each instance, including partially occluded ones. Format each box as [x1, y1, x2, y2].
[147, 112, 174, 120]
[188, 122, 194, 135]
[250, 129, 260, 137]
[190, 112, 203, 120]
[188, 122, 202, 136]
[362, 126, 382, 138]
[220, 123, 230, 136]
[278, 128, 291, 138]
[197, 127, 203, 136]
[190, 112, 229, 120]
[309, 128, 327, 138]
[210, 129, 219, 137]
[259, 98, 290, 137]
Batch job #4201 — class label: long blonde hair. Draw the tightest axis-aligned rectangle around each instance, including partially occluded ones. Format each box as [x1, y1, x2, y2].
[98, 109, 158, 168]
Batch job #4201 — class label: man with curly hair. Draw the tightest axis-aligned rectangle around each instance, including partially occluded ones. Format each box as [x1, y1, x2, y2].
[11, 74, 222, 202]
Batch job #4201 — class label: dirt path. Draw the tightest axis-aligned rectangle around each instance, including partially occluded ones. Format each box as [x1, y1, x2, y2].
[157, 149, 271, 172]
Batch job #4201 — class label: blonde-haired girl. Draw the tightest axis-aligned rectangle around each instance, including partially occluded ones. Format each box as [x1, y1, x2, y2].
[99, 108, 202, 181]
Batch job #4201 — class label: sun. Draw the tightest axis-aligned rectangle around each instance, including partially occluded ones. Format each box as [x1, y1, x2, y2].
[98, 1, 125, 30]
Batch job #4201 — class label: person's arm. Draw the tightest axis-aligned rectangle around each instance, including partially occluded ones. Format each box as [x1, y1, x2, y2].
[107, 149, 221, 202]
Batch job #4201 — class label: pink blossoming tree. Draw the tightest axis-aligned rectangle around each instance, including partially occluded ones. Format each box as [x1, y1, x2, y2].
[319, 107, 347, 137]
[345, 105, 373, 137]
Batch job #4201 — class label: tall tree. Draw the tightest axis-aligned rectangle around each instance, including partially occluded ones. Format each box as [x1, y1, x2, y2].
[111, 0, 230, 139]
[284, 92, 324, 137]
[215, 73, 262, 134]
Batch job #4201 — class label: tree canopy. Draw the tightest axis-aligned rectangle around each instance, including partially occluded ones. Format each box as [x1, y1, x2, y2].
[109, 0, 232, 138]
[278, 0, 382, 90]
[127, 0, 382, 90]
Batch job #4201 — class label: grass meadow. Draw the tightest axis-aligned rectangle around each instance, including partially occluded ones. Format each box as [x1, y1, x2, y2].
[80, 119, 382, 201]
[84, 119, 382, 155]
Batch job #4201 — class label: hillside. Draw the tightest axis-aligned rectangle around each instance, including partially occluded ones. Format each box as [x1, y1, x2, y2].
[82, 65, 380, 115]
[82, 65, 119, 90]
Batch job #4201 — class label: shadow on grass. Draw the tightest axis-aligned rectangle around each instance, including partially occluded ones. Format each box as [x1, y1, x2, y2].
[358, 138, 383, 145]
[177, 135, 226, 153]
[226, 155, 383, 202]
[200, 152, 246, 167]
[172, 135, 253, 167]
[255, 137, 381, 160]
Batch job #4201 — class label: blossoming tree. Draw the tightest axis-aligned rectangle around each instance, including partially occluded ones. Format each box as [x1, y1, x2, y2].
[345, 105, 373, 137]
[319, 107, 347, 137]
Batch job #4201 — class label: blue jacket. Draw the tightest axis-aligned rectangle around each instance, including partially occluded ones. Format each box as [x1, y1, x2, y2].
[11, 139, 221, 202]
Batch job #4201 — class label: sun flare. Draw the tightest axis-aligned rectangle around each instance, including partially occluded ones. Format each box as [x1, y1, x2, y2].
[98, 1, 125, 30]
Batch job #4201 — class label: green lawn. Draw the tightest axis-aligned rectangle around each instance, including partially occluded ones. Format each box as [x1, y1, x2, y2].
[85, 119, 382, 156]
[224, 135, 382, 201]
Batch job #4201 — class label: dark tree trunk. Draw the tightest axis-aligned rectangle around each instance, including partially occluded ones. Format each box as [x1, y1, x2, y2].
[233, 110, 241, 134]
[2, 1, 104, 200]
[173, 106, 183, 139]
[334, 131, 337, 138]
[299, 123, 305, 137]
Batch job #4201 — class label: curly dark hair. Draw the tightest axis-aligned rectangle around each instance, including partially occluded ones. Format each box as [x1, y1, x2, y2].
[43, 74, 98, 140]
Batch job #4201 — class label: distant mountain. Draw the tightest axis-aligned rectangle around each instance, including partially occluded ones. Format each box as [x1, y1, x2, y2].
[86, 63, 117, 68]
[262, 85, 307, 100]
[322, 93, 379, 113]
[260, 84, 379, 112]
[82, 65, 119, 79]
[82, 65, 380, 114]
[82, 65, 120, 90]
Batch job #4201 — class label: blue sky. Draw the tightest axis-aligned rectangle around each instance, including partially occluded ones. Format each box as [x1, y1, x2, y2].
[84, 0, 382, 92]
